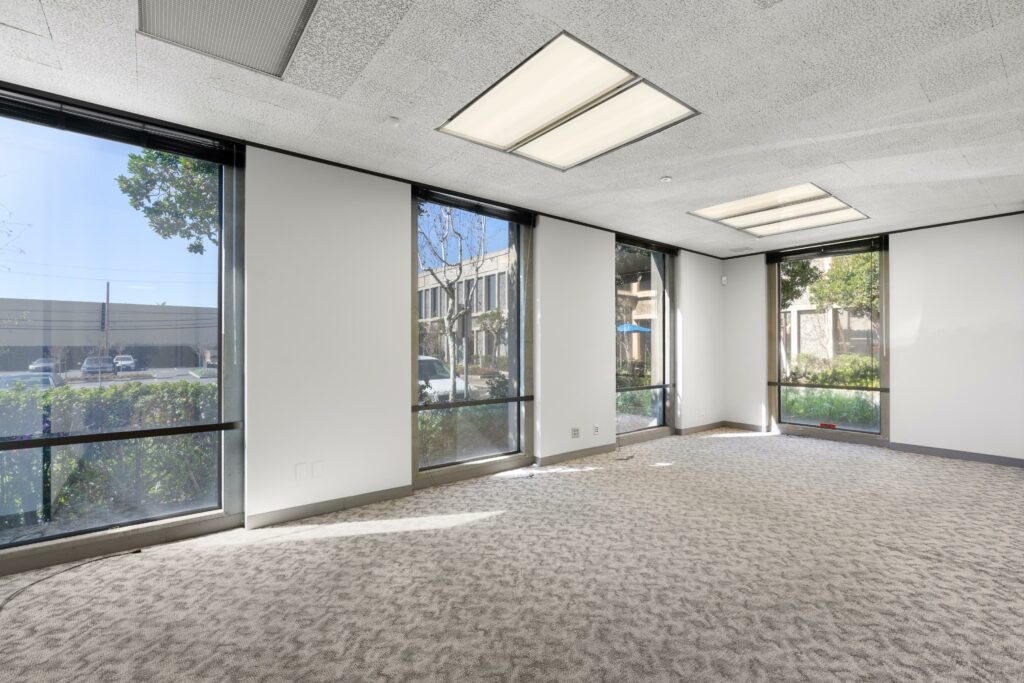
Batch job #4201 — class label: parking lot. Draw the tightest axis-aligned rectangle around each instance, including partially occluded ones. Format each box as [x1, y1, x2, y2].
[0, 367, 217, 389]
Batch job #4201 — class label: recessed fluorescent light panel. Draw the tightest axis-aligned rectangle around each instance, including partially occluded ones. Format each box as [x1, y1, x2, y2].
[138, 0, 318, 77]
[690, 183, 867, 237]
[438, 32, 699, 171]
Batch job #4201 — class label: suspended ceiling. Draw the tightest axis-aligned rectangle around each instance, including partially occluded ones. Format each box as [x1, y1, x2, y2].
[0, 0, 1021, 257]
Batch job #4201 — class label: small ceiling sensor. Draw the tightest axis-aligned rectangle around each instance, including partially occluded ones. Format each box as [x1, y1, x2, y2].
[387, 116, 401, 128]
[659, 176, 672, 183]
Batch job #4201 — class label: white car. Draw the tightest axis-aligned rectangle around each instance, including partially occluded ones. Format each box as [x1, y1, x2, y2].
[113, 355, 136, 372]
[418, 355, 466, 403]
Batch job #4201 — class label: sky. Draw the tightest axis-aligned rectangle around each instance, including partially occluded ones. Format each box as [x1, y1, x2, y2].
[417, 201, 512, 274]
[0, 115, 219, 308]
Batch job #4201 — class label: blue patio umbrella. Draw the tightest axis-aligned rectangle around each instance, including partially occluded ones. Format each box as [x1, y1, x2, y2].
[617, 323, 651, 333]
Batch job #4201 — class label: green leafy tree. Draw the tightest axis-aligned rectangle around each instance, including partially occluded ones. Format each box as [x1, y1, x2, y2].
[810, 252, 880, 353]
[779, 259, 821, 309]
[809, 252, 879, 316]
[116, 150, 220, 254]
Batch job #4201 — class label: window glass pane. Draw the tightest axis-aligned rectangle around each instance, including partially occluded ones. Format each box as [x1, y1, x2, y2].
[615, 244, 665, 389]
[416, 403, 517, 469]
[0, 116, 221, 441]
[779, 252, 880, 388]
[778, 250, 881, 433]
[616, 388, 664, 434]
[780, 386, 880, 433]
[0, 432, 220, 548]
[415, 200, 521, 469]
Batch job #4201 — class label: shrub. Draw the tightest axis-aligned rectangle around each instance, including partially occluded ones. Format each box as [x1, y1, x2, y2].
[616, 389, 653, 416]
[0, 381, 219, 537]
[486, 374, 510, 399]
[786, 353, 879, 387]
[781, 387, 878, 429]
[417, 404, 512, 468]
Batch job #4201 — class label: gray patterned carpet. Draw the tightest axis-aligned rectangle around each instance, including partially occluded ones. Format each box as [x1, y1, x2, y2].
[1, 430, 1022, 682]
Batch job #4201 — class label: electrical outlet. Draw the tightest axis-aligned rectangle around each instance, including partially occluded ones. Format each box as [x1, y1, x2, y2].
[593, 424, 600, 435]
[570, 427, 580, 439]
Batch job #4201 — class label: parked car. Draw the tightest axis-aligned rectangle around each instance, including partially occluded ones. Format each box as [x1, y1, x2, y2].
[113, 355, 136, 372]
[0, 373, 65, 389]
[28, 357, 61, 373]
[81, 356, 116, 375]
[418, 355, 466, 402]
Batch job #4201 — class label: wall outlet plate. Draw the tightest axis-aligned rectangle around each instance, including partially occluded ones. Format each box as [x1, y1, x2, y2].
[571, 427, 580, 438]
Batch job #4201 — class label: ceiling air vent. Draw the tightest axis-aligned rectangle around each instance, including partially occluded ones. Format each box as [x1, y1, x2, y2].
[138, 0, 319, 77]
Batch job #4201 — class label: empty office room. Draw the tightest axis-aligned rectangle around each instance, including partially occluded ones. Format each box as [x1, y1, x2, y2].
[0, 1, 1021, 680]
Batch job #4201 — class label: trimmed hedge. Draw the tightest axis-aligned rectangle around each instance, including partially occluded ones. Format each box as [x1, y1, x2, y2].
[0, 381, 219, 539]
[781, 386, 879, 430]
[785, 353, 879, 388]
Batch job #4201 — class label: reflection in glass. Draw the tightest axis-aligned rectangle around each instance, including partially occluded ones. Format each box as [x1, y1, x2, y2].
[0, 116, 221, 441]
[616, 388, 664, 434]
[0, 432, 220, 548]
[417, 403, 517, 470]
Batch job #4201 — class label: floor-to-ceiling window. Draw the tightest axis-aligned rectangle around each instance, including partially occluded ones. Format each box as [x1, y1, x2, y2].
[770, 237, 887, 435]
[413, 190, 530, 470]
[0, 93, 242, 548]
[615, 241, 670, 434]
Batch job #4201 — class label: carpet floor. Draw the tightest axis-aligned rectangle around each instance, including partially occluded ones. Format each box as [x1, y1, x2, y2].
[1, 429, 1022, 682]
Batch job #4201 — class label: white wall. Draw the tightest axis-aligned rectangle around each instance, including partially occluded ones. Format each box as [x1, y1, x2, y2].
[534, 217, 616, 458]
[722, 255, 768, 429]
[890, 215, 1024, 459]
[675, 251, 725, 429]
[245, 147, 412, 519]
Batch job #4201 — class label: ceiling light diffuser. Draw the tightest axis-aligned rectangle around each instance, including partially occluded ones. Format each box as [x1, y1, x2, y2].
[691, 184, 868, 237]
[721, 196, 848, 229]
[691, 183, 827, 221]
[438, 32, 699, 170]
[514, 82, 696, 170]
[745, 208, 867, 237]
[440, 33, 633, 151]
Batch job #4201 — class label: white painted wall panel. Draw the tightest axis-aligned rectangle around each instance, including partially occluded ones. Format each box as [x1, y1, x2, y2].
[245, 147, 412, 518]
[534, 217, 616, 458]
[675, 251, 725, 429]
[722, 255, 768, 429]
[890, 215, 1024, 459]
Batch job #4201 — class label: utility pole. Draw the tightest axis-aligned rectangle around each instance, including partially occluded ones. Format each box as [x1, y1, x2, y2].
[104, 281, 110, 356]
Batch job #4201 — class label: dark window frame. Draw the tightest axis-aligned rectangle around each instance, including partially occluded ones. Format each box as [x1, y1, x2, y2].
[768, 235, 889, 437]
[615, 241, 672, 436]
[0, 87, 244, 549]
[411, 189, 532, 470]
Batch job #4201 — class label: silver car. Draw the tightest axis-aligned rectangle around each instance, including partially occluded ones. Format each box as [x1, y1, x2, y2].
[28, 357, 61, 373]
